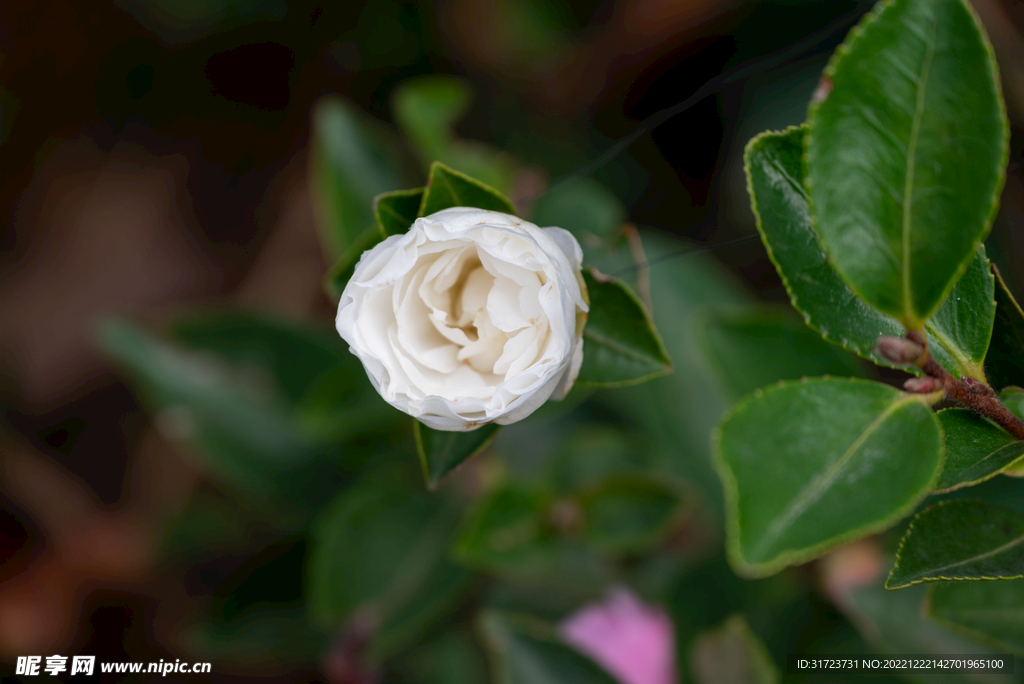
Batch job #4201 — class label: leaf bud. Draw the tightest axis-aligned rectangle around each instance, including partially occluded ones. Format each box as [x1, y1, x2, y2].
[874, 336, 927, 365]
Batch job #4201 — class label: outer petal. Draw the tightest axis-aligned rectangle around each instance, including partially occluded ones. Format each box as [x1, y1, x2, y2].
[550, 339, 583, 401]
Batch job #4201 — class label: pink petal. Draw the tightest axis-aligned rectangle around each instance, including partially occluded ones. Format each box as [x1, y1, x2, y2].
[559, 587, 677, 684]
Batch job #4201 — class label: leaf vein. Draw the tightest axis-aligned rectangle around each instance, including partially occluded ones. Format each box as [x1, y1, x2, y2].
[750, 395, 915, 559]
[583, 328, 662, 366]
[901, 10, 938, 324]
[911, 532, 1024, 580]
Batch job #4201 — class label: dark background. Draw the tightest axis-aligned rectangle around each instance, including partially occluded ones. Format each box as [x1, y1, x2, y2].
[1, 0, 1023, 681]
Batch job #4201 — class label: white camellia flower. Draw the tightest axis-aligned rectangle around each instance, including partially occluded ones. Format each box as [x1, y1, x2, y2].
[336, 206, 588, 431]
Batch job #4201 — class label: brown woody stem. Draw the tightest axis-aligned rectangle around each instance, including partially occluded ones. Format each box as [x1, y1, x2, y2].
[880, 331, 1024, 440]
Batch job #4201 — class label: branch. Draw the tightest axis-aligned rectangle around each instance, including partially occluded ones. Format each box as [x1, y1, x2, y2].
[875, 332, 1024, 440]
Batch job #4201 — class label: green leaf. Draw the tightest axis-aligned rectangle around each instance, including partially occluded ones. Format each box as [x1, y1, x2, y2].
[546, 426, 646, 493]
[845, 581, 1017, 684]
[715, 377, 942, 577]
[696, 308, 869, 400]
[479, 612, 621, 684]
[929, 578, 1024, 654]
[576, 270, 672, 387]
[1002, 386, 1024, 422]
[415, 420, 501, 489]
[934, 409, 1024, 492]
[375, 187, 424, 236]
[745, 126, 995, 379]
[455, 483, 614, 591]
[455, 484, 551, 574]
[689, 615, 780, 684]
[531, 178, 625, 241]
[926, 249, 996, 383]
[392, 76, 513, 192]
[309, 466, 473, 659]
[806, 0, 1008, 329]
[419, 161, 516, 217]
[310, 98, 402, 262]
[393, 76, 471, 163]
[578, 476, 686, 555]
[985, 265, 1024, 391]
[99, 314, 394, 527]
[888, 499, 1024, 588]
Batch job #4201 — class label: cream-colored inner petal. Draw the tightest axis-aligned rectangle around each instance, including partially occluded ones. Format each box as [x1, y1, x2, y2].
[403, 242, 552, 394]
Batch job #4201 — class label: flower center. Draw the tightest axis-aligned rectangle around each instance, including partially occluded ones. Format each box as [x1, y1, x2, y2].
[411, 243, 550, 379]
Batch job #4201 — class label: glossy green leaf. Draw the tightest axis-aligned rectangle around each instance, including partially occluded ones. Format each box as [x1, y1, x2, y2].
[985, 265, 1024, 391]
[934, 409, 1024, 492]
[929, 578, 1024, 654]
[531, 178, 625, 241]
[309, 465, 472, 659]
[375, 187, 424, 236]
[888, 500, 1024, 587]
[927, 249, 997, 383]
[696, 308, 868, 399]
[419, 161, 516, 217]
[415, 420, 501, 489]
[845, 581, 1016, 684]
[689, 615, 779, 684]
[578, 476, 686, 555]
[576, 271, 672, 387]
[745, 126, 994, 379]
[715, 378, 942, 577]
[806, 0, 1008, 329]
[310, 98, 402, 262]
[480, 612, 621, 684]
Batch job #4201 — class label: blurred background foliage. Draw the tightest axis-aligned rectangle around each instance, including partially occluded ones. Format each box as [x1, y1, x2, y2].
[1, 0, 1024, 682]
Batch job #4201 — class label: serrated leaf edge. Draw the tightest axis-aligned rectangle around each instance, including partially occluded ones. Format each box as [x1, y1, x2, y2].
[931, 408, 1024, 493]
[419, 161, 515, 217]
[746, 126, 992, 381]
[713, 377, 944, 578]
[803, 0, 1009, 330]
[887, 499, 1024, 589]
[576, 272, 673, 388]
[926, 583, 1024, 655]
[743, 126, 922, 376]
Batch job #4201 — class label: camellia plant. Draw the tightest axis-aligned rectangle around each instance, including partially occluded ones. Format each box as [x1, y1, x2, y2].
[720, 0, 1024, 653]
[322, 157, 672, 483]
[96, 0, 1024, 679]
